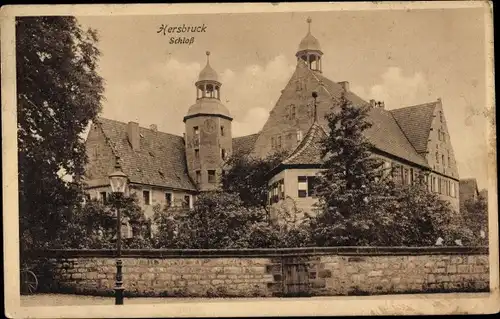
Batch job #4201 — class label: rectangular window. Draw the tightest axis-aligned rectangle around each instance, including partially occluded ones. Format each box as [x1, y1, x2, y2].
[271, 137, 275, 149]
[438, 129, 441, 141]
[165, 192, 172, 207]
[451, 182, 456, 198]
[208, 170, 216, 183]
[279, 179, 285, 199]
[220, 126, 225, 136]
[448, 156, 451, 168]
[221, 148, 227, 160]
[298, 176, 308, 198]
[100, 192, 107, 203]
[193, 126, 199, 136]
[273, 183, 279, 203]
[442, 155, 445, 166]
[183, 195, 191, 208]
[436, 152, 439, 163]
[433, 177, 438, 193]
[143, 190, 151, 205]
[402, 168, 408, 185]
[277, 136, 282, 149]
[307, 176, 319, 197]
[196, 170, 201, 184]
[409, 168, 414, 184]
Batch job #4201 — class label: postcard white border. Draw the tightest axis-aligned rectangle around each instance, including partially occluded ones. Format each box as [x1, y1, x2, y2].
[2, 2, 498, 318]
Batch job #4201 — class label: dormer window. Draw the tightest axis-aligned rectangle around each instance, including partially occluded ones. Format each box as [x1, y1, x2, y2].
[290, 105, 296, 120]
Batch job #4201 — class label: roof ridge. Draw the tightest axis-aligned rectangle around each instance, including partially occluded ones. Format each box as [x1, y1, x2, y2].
[94, 119, 119, 160]
[97, 116, 183, 139]
[233, 133, 259, 140]
[391, 101, 438, 112]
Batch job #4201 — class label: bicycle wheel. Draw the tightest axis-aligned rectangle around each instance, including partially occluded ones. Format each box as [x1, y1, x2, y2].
[20, 270, 38, 294]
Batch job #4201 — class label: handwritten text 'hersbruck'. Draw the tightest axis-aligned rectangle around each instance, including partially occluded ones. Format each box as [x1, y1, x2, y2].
[157, 24, 207, 45]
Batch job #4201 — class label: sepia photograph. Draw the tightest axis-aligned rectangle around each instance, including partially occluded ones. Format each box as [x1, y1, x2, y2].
[2, 2, 498, 318]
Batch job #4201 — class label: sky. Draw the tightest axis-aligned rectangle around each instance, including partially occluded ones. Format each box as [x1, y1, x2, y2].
[77, 7, 490, 189]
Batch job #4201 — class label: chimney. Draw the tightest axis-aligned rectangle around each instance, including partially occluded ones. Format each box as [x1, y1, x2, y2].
[369, 99, 376, 108]
[339, 81, 350, 92]
[127, 121, 140, 151]
[378, 101, 385, 109]
[150, 124, 158, 132]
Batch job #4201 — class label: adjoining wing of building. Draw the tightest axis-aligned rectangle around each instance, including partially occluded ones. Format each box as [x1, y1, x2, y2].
[83, 18, 460, 219]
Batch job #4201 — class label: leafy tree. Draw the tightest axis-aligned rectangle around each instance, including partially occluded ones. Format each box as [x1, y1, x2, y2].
[311, 94, 385, 246]
[151, 204, 189, 249]
[17, 17, 104, 251]
[221, 150, 289, 212]
[461, 193, 489, 245]
[358, 178, 473, 246]
[55, 193, 151, 249]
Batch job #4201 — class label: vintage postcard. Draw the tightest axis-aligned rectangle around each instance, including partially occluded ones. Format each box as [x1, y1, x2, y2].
[2, 2, 498, 318]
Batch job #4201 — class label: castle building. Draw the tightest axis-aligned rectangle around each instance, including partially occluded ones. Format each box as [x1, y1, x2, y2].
[83, 18, 460, 219]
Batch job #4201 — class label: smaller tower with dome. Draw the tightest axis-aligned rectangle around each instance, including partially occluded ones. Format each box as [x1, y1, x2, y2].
[296, 17, 323, 73]
[184, 51, 233, 191]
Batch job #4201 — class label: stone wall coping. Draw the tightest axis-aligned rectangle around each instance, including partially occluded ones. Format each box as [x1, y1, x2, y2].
[25, 246, 489, 259]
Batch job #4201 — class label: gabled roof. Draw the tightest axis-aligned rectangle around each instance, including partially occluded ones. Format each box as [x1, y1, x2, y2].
[96, 118, 197, 191]
[282, 122, 327, 165]
[308, 68, 429, 168]
[390, 102, 438, 154]
[362, 107, 429, 167]
[232, 133, 259, 156]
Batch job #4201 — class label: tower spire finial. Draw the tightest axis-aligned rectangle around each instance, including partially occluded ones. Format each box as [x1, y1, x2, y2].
[206, 51, 210, 64]
[307, 17, 312, 33]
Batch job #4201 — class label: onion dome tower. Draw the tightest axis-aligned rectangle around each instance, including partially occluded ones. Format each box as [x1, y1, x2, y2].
[183, 51, 233, 191]
[296, 17, 323, 73]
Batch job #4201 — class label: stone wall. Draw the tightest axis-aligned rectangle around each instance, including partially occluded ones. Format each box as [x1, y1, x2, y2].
[26, 247, 489, 297]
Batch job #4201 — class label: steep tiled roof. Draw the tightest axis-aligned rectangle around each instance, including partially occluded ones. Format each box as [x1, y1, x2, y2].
[282, 122, 327, 165]
[363, 107, 429, 167]
[390, 102, 437, 154]
[232, 133, 259, 156]
[96, 118, 196, 191]
[309, 68, 429, 168]
[314, 72, 369, 108]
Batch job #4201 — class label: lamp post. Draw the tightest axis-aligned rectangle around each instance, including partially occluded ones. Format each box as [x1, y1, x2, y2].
[108, 156, 128, 305]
